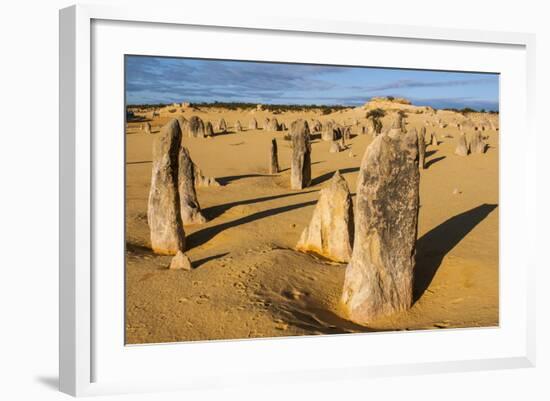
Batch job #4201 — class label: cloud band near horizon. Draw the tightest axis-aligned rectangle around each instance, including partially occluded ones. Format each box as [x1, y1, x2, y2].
[125, 56, 499, 111]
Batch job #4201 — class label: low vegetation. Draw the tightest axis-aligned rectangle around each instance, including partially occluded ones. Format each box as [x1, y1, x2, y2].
[366, 108, 386, 134]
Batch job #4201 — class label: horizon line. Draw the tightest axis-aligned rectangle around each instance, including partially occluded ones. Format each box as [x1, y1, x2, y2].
[126, 99, 499, 112]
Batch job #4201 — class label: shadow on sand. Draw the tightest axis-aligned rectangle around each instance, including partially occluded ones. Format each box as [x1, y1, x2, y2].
[189, 200, 317, 249]
[274, 303, 370, 335]
[424, 156, 445, 169]
[413, 203, 498, 302]
[127, 160, 152, 165]
[425, 149, 438, 158]
[279, 160, 324, 173]
[126, 242, 154, 256]
[192, 252, 229, 269]
[203, 190, 317, 220]
[310, 167, 360, 186]
[217, 173, 272, 185]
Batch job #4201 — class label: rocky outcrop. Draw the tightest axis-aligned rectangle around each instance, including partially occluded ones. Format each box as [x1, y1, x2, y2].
[322, 121, 335, 141]
[329, 141, 343, 153]
[187, 116, 206, 138]
[142, 122, 152, 134]
[290, 119, 312, 190]
[343, 126, 352, 141]
[416, 128, 425, 169]
[470, 131, 487, 154]
[387, 114, 405, 137]
[249, 118, 258, 130]
[178, 147, 207, 225]
[419, 127, 427, 144]
[311, 120, 322, 133]
[234, 120, 242, 132]
[218, 118, 227, 133]
[268, 118, 281, 131]
[341, 130, 420, 324]
[431, 132, 438, 147]
[169, 250, 192, 271]
[263, 117, 270, 130]
[296, 171, 354, 263]
[147, 119, 186, 255]
[269, 138, 280, 174]
[455, 132, 469, 156]
[175, 116, 187, 134]
[204, 121, 214, 137]
[194, 163, 221, 188]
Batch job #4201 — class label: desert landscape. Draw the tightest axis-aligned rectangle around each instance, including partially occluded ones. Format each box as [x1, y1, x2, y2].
[124, 58, 499, 344]
[125, 98, 499, 344]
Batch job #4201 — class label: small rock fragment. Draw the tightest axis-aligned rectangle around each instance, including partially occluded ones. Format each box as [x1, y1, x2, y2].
[169, 250, 192, 271]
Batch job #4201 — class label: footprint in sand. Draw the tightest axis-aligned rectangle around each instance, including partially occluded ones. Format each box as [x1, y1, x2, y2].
[195, 294, 210, 304]
[282, 288, 308, 300]
[275, 323, 289, 331]
[233, 281, 246, 292]
[233, 282, 248, 295]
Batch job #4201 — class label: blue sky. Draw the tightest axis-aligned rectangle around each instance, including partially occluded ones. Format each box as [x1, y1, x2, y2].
[125, 56, 499, 111]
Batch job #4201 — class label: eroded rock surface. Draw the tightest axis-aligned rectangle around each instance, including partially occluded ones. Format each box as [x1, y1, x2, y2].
[341, 131, 420, 324]
[187, 116, 206, 138]
[147, 119, 186, 255]
[169, 250, 192, 271]
[178, 146, 207, 225]
[455, 132, 469, 156]
[290, 119, 312, 190]
[470, 131, 487, 154]
[296, 171, 354, 262]
[416, 128, 425, 169]
[269, 138, 280, 174]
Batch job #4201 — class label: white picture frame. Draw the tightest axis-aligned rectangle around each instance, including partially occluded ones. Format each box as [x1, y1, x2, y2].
[59, 4, 536, 397]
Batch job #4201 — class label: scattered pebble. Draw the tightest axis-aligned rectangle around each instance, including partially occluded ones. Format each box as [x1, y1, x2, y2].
[169, 251, 192, 271]
[453, 188, 462, 195]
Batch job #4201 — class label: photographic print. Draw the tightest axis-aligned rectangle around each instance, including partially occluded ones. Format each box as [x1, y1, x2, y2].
[124, 56, 499, 344]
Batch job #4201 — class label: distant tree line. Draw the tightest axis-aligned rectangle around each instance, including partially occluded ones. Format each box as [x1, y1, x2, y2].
[193, 101, 350, 114]
[127, 103, 169, 109]
[126, 102, 498, 115]
[127, 101, 350, 114]
[443, 107, 499, 115]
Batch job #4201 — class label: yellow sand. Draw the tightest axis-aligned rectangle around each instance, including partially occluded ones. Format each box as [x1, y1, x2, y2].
[125, 106, 498, 344]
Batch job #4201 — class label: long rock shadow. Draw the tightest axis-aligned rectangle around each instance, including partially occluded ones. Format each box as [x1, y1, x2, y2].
[276, 303, 370, 335]
[188, 200, 317, 249]
[413, 203, 498, 302]
[202, 190, 317, 220]
[126, 242, 154, 256]
[310, 167, 359, 186]
[425, 149, 437, 158]
[279, 160, 324, 173]
[425, 156, 445, 169]
[217, 173, 271, 185]
[127, 160, 152, 165]
[192, 252, 229, 269]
